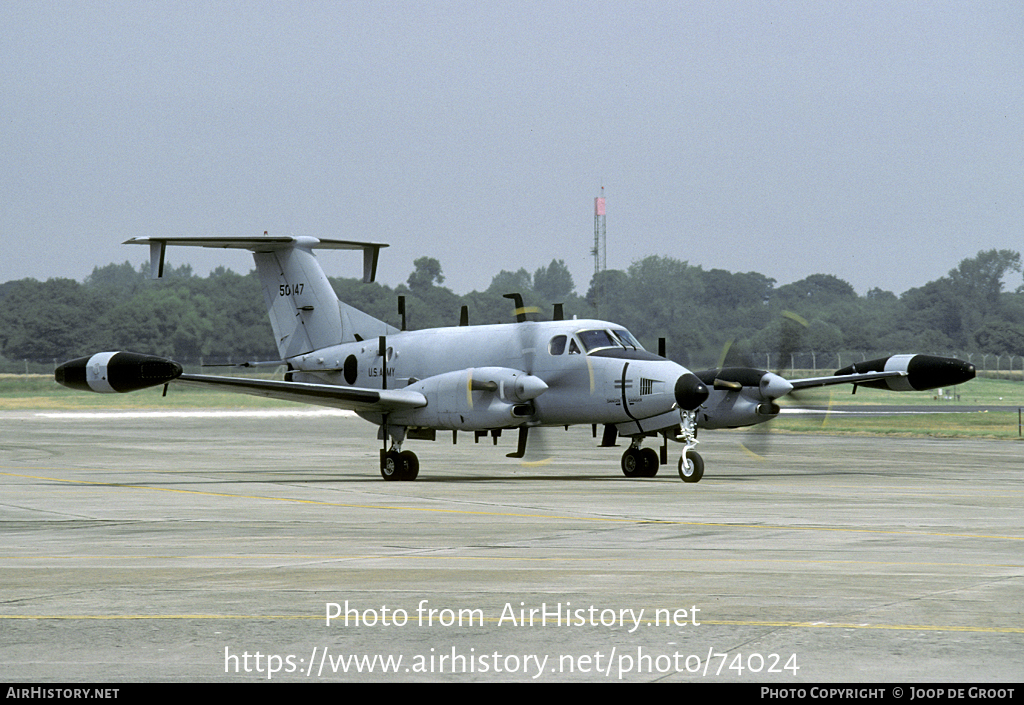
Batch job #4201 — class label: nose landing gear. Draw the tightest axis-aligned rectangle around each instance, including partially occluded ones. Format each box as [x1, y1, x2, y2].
[675, 409, 703, 483]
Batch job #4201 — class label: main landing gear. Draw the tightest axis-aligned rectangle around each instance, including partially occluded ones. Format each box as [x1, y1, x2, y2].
[380, 421, 419, 481]
[620, 442, 660, 478]
[381, 446, 419, 481]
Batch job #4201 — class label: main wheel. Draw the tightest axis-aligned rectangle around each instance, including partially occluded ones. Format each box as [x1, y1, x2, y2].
[640, 447, 660, 477]
[381, 450, 403, 481]
[621, 447, 642, 477]
[381, 450, 420, 481]
[398, 450, 419, 481]
[677, 450, 704, 483]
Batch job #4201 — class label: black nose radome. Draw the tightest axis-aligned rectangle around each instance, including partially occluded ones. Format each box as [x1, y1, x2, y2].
[675, 373, 709, 410]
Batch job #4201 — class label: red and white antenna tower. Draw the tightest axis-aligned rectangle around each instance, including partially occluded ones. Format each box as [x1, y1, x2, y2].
[592, 187, 606, 278]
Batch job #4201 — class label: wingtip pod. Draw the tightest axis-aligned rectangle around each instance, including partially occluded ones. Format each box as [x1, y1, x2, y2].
[835, 354, 975, 392]
[55, 352, 183, 393]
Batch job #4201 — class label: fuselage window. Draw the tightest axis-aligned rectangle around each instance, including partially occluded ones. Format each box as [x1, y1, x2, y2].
[548, 335, 567, 355]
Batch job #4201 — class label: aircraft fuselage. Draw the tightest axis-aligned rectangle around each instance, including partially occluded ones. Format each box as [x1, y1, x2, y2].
[286, 318, 692, 433]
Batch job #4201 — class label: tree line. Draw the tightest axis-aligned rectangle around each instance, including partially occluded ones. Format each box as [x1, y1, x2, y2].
[2, 249, 1023, 373]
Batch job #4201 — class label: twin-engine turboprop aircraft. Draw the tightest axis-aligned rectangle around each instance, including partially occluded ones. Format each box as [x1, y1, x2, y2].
[54, 236, 976, 482]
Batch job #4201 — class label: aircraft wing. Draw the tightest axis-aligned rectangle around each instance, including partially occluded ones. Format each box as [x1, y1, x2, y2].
[173, 374, 427, 413]
[787, 370, 905, 392]
[787, 354, 975, 393]
[54, 352, 425, 413]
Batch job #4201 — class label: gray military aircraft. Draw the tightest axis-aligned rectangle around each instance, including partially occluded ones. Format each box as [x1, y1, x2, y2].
[54, 235, 976, 482]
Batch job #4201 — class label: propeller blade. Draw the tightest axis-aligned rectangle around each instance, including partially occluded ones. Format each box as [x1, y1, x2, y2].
[738, 424, 773, 460]
[507, 426, 553, 466]
[504, 293, 538, 374]
[507, 427, 528, 458]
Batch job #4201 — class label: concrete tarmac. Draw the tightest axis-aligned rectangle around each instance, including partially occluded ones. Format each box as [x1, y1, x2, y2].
[1, 409, 1021, 682]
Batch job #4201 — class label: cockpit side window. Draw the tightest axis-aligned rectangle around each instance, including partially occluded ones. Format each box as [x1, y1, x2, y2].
[548, 335, 567, 356]
[568, 338, 581, 354]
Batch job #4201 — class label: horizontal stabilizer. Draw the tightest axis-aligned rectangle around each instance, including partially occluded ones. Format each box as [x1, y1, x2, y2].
[125, 236, 388, 283]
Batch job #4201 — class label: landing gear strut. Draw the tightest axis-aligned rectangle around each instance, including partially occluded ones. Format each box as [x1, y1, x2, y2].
[380, 421, 419, 481]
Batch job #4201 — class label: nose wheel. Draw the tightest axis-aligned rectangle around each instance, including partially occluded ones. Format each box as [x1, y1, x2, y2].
[678, 450, 704, 483]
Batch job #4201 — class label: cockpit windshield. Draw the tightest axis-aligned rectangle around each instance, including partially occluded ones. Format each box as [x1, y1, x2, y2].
[612, 329, 642, 350]
[575, 328, 645, 354]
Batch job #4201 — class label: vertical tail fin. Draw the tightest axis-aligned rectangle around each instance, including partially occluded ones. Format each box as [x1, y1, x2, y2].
[125, 235, 396, 358]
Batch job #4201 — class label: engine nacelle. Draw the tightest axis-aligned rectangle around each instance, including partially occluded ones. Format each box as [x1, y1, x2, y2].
[396, 367, 547, 431]
[834, 354, 975, 391]
[54, 352, 183, 393]
[696, 388, 782, 430]
[689, 367, 790, 429]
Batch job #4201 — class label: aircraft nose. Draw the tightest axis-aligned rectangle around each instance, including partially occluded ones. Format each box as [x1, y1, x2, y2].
[512, 375, 548, 402]
[674, 373, 709, 410]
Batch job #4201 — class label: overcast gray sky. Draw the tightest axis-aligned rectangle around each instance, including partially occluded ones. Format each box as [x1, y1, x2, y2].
[3, 1, 1022, 296]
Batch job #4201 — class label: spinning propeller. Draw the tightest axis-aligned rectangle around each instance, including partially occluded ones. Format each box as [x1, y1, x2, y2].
[502, 294, 555, 464]
[695, 311, 824, 459]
